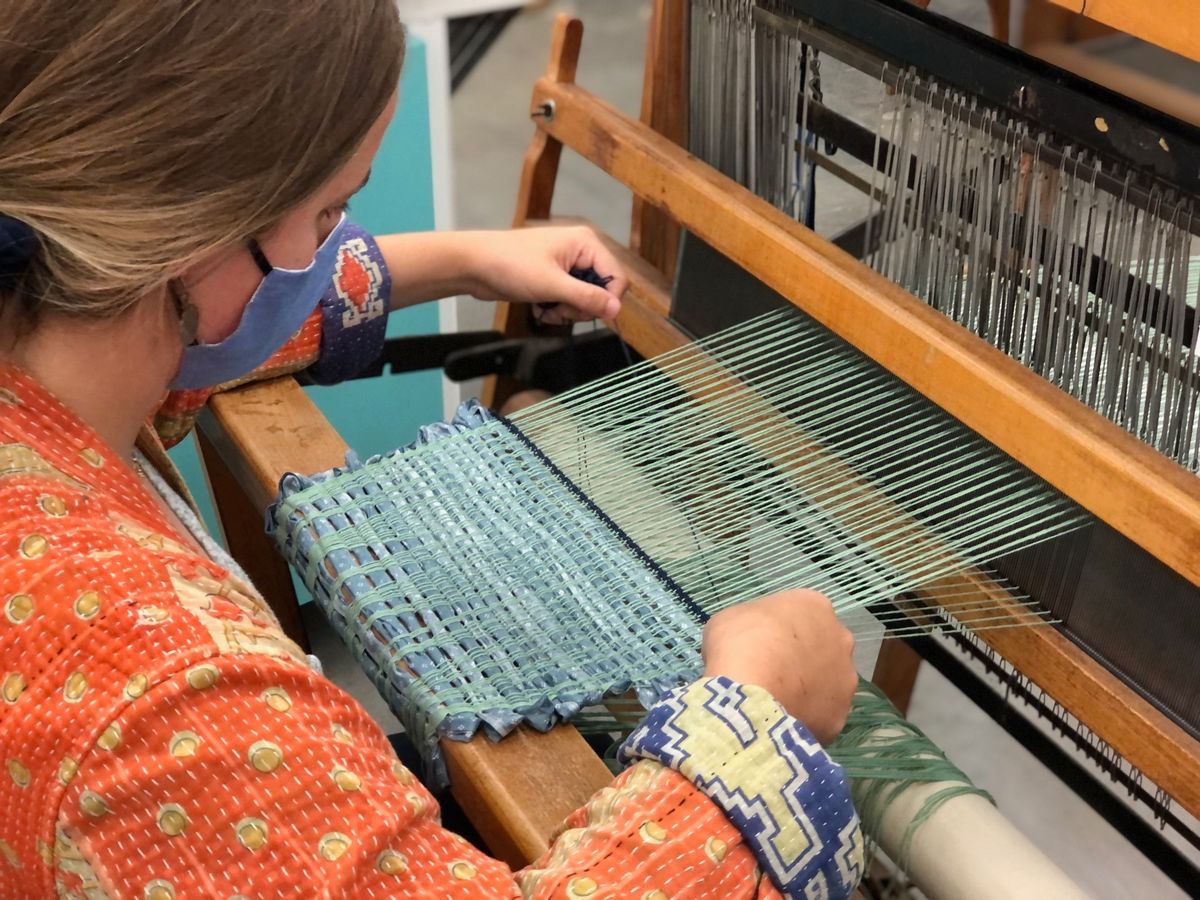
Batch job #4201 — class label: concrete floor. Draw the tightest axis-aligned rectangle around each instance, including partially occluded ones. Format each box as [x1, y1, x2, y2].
[309, 1, 1199, 896]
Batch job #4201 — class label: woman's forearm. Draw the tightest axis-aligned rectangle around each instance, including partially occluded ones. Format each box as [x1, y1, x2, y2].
[375, 225, 628, 319]
[374, 231, 489, 310]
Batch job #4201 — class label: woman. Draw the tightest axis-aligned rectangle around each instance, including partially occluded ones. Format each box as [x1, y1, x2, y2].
[0, 2, 863, 897]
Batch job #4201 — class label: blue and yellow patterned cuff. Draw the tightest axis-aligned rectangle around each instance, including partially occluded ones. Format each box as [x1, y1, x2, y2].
[305, 223, 392, 385]
[618, 676, 864, 899]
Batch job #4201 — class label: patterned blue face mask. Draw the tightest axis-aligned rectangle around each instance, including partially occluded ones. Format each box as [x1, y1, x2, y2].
[169, 215, 348, 390]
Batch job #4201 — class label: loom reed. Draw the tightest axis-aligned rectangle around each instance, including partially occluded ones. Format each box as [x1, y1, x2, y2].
[513, 309, 1086, 630]
[690, 0, 1200, 471]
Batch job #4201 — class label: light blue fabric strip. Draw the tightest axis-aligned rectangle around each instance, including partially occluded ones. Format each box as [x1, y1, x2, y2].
[269, 401, 702, 786]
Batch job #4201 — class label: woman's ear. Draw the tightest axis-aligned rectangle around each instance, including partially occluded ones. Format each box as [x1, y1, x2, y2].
[168, 280, 199, 345]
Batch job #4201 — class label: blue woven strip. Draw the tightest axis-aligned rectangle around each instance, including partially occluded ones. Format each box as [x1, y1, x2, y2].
[269, 402, 704, 786]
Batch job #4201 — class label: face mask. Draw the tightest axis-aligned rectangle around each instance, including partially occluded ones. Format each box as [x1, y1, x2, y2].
[169, 215, 348, 390]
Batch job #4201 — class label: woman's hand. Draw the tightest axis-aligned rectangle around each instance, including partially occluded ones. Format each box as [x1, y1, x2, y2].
[461, 225, 628, 325]
[701, 590, 858, 744]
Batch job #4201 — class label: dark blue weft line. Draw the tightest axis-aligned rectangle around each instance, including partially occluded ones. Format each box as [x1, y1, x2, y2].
[495, 414, 710, 625]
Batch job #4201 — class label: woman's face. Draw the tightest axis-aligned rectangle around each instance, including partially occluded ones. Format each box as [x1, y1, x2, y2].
[180, 91, 398, 344]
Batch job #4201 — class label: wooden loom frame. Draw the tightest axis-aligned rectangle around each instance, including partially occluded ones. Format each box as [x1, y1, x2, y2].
[482, 8, 1200, 828]
[192, 0, 1200, 870]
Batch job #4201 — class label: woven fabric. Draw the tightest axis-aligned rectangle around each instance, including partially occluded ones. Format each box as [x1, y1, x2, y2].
[270, 402, 705, 785]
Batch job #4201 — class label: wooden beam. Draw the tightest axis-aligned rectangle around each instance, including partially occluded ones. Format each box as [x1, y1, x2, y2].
[483, 15, 585, 410]
[197, 383, 348, 512]
[525, 73, 1200, 589]
[196, 428, 310, 651]
[1038, 0, 1199, 62]
[927, 569, 1200, 819]
[446, 727, 613, 867]
[197, 377, 612, 866]
[630, 0, 688, 279]
[590, 221, 1200, 820]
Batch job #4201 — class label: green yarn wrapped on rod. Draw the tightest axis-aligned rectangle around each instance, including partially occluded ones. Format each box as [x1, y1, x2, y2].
[830, 680, 991, 866]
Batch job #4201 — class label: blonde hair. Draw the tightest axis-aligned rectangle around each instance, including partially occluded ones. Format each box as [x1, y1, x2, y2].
[0, 0, 404, 328]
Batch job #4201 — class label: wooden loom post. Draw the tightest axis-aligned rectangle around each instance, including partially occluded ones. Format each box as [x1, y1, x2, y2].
[630, 0, 688, 280]
[1020, 0, 1115, 47]
[1035, 0, 1198, 62]
[870, 640, 923, 715]
[481, 15, 584, 410]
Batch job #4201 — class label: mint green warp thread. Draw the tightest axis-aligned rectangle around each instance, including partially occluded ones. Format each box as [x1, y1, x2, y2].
[271, 307, 1085, 796]
[831, 681, 992, 867]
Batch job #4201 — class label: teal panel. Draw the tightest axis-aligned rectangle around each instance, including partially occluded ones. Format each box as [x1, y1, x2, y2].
[302, 34, 441, 461]
[169, 36, 442, 548]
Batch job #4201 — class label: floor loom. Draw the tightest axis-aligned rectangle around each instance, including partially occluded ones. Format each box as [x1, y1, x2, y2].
[193, 2, 1200, 896]
[479, 2, 1200, 894]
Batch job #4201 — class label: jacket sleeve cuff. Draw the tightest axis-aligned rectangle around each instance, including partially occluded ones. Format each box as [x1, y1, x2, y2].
[618, 675, 864, 899]
[305, 223, 392, 385]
